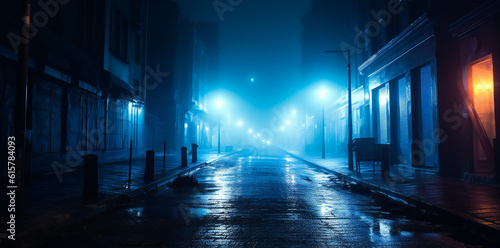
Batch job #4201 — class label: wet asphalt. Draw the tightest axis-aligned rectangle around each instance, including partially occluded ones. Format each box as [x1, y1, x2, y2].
[40, 148, 481, 248]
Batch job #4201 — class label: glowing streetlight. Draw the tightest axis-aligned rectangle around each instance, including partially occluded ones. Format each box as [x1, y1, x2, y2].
[251, 78, 254, 82]
[216, 99, 223, 109]
[319, 89, 327, 99]
[249, 129, 252, 133]
[237, 120, 243, 127]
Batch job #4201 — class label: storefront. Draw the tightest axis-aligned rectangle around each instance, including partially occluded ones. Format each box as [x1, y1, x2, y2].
[359, 14, 440, 172]
[450, 1, 500, 179]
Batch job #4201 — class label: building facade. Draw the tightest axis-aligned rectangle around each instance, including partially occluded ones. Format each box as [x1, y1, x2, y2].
[301, 0, 500, 180]
[0, 0, 149, 180]
[358, 0, 499, 179]
[147, 1, 219, 152]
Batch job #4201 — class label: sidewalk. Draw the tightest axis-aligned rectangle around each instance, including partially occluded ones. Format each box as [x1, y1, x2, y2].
[17, 148, 241, 240]
[286, 150, 500, 241]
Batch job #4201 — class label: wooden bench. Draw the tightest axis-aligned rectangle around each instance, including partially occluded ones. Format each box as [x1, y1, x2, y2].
[352, 138, 384, 174]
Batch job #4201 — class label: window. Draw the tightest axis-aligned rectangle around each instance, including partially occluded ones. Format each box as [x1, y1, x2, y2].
[135, 33, 141, 63]
[33, 79, 63, 154]
[120, 17, 128, 59]
[110, 7, 120, 55]
[374, 84, 390, 144]
[110, 6, 128, 60]
[78, 0, 94, 51]
[397, 76, 411, 164]
[468, 55, 495, 172]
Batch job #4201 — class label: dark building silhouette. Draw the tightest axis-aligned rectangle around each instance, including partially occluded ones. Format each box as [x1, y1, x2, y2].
[146, 0, 181, 152]
[0, 0, 149, 180]
[147, 0, 219, 152]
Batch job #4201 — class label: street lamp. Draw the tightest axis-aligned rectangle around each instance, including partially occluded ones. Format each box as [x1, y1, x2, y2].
[319, 89, 327, 159]
[216, 99, 223, 154]
[324, 49, 353, 171]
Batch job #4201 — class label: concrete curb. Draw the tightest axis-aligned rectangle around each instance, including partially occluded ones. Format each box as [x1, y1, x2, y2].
[286, 151, 500, 244]
[16, 150, 244, 244]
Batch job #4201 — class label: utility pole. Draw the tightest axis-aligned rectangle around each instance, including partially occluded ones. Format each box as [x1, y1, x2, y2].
[324, 49, 354, 171]
[322, 101, 325, 158]
[218, 112, 221, 154]
[14, 0, 31, 208]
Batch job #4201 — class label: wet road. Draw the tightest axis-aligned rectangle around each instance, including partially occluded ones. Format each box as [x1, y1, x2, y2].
[44, 149, 474, 247]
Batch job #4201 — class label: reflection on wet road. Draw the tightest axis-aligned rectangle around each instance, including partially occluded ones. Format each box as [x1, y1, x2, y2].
[47, 149, 470, 247]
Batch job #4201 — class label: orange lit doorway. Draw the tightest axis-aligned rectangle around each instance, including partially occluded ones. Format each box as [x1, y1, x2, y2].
[468, 55, 496, 173]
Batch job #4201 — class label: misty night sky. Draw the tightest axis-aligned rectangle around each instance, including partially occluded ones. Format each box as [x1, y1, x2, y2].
[175, 0, 313, 127]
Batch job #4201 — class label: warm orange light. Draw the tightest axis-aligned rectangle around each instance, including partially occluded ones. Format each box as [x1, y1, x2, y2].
[470, 55, 495, 141]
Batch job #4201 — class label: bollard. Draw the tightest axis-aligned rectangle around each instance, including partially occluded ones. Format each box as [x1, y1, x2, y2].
[181, 147, 187, 167]
[83, 154, 99, 204]
[379, 144, 390, 178]
[145, 150, 155, 181]
[191, 143, 199, 163]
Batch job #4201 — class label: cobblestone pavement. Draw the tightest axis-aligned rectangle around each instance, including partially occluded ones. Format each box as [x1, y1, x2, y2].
[42, 148, 479, 247]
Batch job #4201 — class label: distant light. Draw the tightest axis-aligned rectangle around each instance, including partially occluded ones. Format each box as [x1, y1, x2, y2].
[281, 126, 285, 131]
[262, 139, 265, 142]
[205, 127, 209, 131]
[267, 141, 271, 144]
[257, 133, 260, 137]
[184, 123, 188, 128]
[249, 129, 252, 133]
[237, 120, 243, 127]
[251, 78, 254, 82]
[319, 89, 327, 99]
[292, 109, 296, 115]
[285, 120, 291, 125]
[216, 99, 223, 109]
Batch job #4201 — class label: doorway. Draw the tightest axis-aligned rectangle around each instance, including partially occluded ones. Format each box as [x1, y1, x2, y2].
[468, 55, 496, 173]
[373, 83, 390, 144]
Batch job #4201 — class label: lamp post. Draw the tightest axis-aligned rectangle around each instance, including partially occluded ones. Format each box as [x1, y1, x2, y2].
[320, 89, 327, 158]
[325, 49, 353, 171]
[216, 100, 223, 154]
